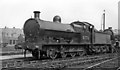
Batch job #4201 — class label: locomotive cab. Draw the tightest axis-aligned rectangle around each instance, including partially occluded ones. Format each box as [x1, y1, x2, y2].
[70, 21, 94, 44]
[70, 21, 94, 33]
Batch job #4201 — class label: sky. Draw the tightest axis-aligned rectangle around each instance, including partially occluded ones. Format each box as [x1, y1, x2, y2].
[0, 0, 119, 30]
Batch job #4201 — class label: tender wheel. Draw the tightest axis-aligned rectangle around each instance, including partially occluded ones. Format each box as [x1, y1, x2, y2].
[102, 46, 106, 53]
[78, 51, 86, 56]
[61, 53, 67, 58]
[70, 53, 76, 57]
[95, 46, 101, 53]
[77, 48, 86, 56]
[49, 50, 57, 59]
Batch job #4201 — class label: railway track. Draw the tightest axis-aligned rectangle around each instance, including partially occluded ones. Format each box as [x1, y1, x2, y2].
[2, 53, 117, 69]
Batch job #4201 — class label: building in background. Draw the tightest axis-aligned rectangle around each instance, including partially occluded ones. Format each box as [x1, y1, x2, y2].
[0, 27, 24, 47]
[0, 28, 2, 47]
[17, 34, 25, 44]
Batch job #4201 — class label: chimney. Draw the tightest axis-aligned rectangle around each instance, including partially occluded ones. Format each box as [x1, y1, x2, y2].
[103, 10, 105, 30]
[108, 27, 112, 30]
[33, 11, 40, 19]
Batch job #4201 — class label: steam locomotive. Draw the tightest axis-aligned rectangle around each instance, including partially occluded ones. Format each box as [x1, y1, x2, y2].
[22, 11, 115, 59]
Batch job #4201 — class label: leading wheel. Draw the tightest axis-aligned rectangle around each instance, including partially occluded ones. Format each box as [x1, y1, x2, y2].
[32, 49, 41, 59]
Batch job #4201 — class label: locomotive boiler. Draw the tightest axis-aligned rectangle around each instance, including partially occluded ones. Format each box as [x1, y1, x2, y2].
[22, 11, 115, 59]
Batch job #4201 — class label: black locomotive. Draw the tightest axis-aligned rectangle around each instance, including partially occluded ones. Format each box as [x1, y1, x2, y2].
[22, 11, 115, 59]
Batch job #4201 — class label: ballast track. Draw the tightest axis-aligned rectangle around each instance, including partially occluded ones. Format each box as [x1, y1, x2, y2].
[2, 53, 117, 69]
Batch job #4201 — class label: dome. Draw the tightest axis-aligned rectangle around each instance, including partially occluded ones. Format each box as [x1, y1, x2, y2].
[53, 15, 61, 23]
[104, 27, 114, 35]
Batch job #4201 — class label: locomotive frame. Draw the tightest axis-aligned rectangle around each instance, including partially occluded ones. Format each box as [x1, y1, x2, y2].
[21, 11, 115, 59]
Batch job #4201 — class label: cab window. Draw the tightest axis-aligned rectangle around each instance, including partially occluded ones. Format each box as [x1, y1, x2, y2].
[73, 24, 84, 32]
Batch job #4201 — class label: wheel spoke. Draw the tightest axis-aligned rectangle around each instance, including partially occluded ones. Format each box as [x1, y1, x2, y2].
[61, 53, 67, 58]
[70, 53, 76, 57]
[78, 51, 85, 56]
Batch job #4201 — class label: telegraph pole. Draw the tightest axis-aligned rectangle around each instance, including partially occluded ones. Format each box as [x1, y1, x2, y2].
[103, 10, 105, 30]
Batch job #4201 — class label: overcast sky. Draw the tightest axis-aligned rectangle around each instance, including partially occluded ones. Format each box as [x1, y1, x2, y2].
[0, 0, 119, 30]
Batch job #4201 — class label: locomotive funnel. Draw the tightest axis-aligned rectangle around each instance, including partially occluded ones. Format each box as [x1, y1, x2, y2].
[34, 11, 40, 19]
